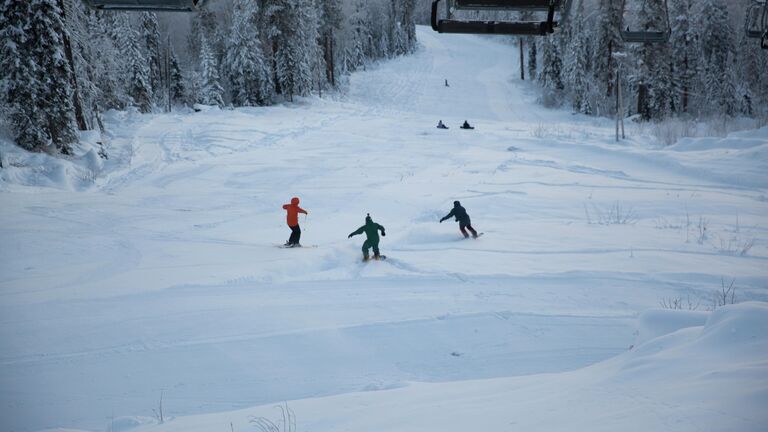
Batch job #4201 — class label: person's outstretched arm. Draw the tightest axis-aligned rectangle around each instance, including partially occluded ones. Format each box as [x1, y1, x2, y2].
[348, 226, 365, 238]
[298, 206, 308, 215]
[378, 224, 386, 236]
[439, 209, 455, 223]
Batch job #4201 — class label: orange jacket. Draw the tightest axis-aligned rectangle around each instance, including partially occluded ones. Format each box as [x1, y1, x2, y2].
[282, 197, 307, 227]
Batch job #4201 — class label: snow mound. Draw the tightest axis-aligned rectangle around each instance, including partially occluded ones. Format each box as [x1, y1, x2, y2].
[633, 308, 709, 346]
[0, 130, 106, 191]
[129, 303, 768, 432]
[111, 416, 159, 432]
[699, 301, 768, 348]
[615, 302, 768, 390]
[671, 126, 768, 151]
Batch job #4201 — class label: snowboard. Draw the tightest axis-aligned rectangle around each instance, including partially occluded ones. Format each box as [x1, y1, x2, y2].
[274, 244, 318, 249]
[462, 232, 484, 239]
[363, 255, 387, 262]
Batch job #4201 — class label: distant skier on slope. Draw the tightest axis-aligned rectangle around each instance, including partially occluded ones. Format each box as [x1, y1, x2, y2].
[437, 120, 449, 129]
[348, 213, 386, 261]
[440, 200, 479, 238]
[282, 197, 308, 247]
[460, 120, 474, 130]
[445, 79, 450, 87]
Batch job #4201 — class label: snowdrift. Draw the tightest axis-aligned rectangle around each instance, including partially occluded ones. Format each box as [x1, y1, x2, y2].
[122, 303, 768, 432]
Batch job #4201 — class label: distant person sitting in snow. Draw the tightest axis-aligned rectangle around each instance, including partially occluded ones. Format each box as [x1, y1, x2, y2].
[348, 213, 386, 261]
[440, 200, 478, 239]
[437, 120, 449, 129]
[282, 197, 308, 247]
[460, 120, 474, 130]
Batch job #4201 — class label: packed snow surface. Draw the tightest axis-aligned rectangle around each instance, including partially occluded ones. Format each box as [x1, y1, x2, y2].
[2, 27, 768, 432]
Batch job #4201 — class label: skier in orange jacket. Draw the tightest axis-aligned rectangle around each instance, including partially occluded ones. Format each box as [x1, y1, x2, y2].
[282, 197, 308, 247]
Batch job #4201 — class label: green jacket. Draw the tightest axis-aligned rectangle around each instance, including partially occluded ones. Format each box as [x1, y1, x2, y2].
[349, 221, 386, 242]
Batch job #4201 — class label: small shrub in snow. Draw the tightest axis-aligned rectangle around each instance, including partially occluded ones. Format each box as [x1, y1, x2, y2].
[652, 118, 698, 146]
[709, 278, 737, 311]
[151, 390, 164, 424]
[659, 295, 700, 311]
[716, 235, 756, 257]
[696, 216, 708, 244]
[654, 216, 684, 230]
[251, 403, 296, 432]
[584, 202, 636, 225]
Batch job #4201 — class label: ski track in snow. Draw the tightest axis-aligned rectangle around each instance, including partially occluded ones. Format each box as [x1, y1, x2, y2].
[1, 27, 768, 432]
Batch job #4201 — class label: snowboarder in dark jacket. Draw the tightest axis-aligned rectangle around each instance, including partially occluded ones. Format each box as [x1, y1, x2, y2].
[460, 120, 474, 129]
[437, 120, 449, 129]
[440, 200, 478, 238]
[348, 213, 386, 260]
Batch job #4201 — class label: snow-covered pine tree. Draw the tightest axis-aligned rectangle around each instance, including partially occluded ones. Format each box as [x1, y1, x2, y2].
[0, 0, 51, 152]
[270, 0, 320, 102]
[115, 14, 153, 113]
[28, 0, 80, 153]
[141, 12, 163, 99]
[345, 0, 370, 72]
[389, 0, 415, 56]
[738, 25, 768, 117]
[592, 0, 623, 104]
[199, 33, 225, 107]
[528, 39, 538, 81]
[632, 0, 673, 120]
[669, 0, 696, 115]
[224, 0, 273, 106]
[563, 0, 593, 114]
[538, 31, 565, 106]
[400, 0, 417, 54]
[58, 0, 91, 131]
[86, 10, 127, 111]
[695, 0, 737, 117]
[187, 9, 219, 66]
[302, 0, 325, 96]
[168, 42, 186, 107]
[318, 0, 342, 86]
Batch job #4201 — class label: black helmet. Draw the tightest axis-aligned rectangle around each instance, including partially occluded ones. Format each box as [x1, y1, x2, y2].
[453, 200, 460, 207]
[365, 213, 372, 223]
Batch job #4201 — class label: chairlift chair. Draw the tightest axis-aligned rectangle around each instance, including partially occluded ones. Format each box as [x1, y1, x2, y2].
[620, 0, 671, 43]
[431, 0, 574, 36]
[746, 1, 767, 39]
[82, 0, 207, 11]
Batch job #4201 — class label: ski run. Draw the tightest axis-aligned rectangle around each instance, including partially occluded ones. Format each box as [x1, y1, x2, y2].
[2, 26, 768, 432]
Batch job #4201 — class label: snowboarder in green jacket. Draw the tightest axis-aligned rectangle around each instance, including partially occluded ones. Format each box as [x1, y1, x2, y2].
[348, 213, 386, 261]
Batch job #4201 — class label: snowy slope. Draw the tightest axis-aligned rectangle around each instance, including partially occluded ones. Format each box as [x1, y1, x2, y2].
[128, 302, 768, 432]
[1, 26, 768, 432]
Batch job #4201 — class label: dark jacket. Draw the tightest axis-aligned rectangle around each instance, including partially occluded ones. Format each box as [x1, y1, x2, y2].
[440, 203, 470, 224]
[349, 220, 386, 242]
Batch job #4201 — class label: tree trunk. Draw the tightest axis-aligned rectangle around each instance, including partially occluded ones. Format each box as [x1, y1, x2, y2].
[637, 83, 650, 120]
[606, 40, 613, 97]
[519, 38, 525, 80]
[329, 36, 336, 87]
[58, 0, 88, 131]
[682, 54, 689, 112]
